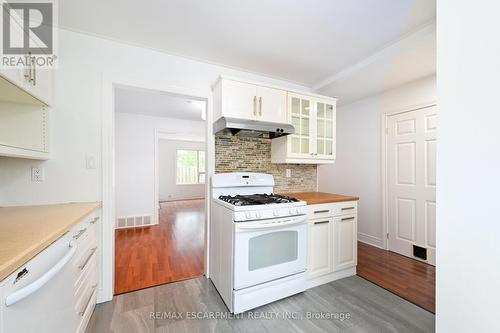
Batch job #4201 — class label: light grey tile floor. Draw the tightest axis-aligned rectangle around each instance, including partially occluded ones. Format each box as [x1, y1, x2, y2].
[86, 276, 434, 333]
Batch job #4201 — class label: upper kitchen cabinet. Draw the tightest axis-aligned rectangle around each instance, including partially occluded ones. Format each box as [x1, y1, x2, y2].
[272, 93, 337, 164]
[0, 10, 53, 107]
[213, 77, 287, 123]
[0, 10, 52, 159]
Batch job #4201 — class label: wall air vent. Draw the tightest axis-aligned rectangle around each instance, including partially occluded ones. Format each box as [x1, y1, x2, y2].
[116, 215, 152, 229]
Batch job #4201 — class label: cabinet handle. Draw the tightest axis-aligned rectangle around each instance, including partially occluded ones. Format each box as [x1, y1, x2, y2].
[314, 220, 330, 225]
[32, 57, 36, 86]
[90, 217, 100, 224]
[79, 247, 97, 270]
[341, 207, 355, 211]
[73, 228, 87, 240]
[24, 52, 32, 82]
[253, 96, 257, 115]
[259, 96, 262, 116]
[314, 210, 329, 214]
[79, 284, 97, 316]
[341, 217, 355, 221]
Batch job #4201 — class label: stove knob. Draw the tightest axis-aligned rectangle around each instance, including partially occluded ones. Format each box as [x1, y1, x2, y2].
[245, 212, 252, 219]
[255, 212, 261, 218]
[295, 208, 301, 214]
[273, 210, 279, 217]
[289, 208, 294, 215]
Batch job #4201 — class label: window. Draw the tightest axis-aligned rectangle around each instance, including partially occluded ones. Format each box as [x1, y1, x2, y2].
[176, 149, 205, 184]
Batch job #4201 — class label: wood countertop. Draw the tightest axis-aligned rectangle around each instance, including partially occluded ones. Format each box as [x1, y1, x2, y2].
[283, 192, 359, 205]
[0, 202, 101, 282]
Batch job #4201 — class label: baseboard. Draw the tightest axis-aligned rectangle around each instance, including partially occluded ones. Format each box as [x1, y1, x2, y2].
[307, 267, 356, 289]
[358, 232, 384, 249]
[160, 196, 205, 202]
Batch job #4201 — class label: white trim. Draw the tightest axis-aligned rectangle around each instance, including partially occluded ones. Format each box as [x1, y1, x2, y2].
[381, 102, 437, 251]
[157, 132, 205, 142]
[58, 27, 309, 89]
[358, 232, 384, 249]
[213, 75, 336, 101]
[101, 73, 213, 303]
[312, 21, 436, 91]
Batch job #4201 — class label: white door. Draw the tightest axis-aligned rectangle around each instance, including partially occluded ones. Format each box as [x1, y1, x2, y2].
[222, 80, 257, 120]
[333, 214, 357, 271]
[28, 67, 53, 105]
[314, 99, 336, 160]
[256, 86, 287, 123]
[307, 218, 333, 278]
[387, 105, 437, 265]
[288, 93, 313, 158]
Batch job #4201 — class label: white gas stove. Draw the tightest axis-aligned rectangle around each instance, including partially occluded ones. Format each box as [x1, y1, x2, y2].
[210, 172, 308, 313]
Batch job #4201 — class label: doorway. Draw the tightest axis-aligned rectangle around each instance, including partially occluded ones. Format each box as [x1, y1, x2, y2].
[385, 104, 437, 265]
[113, 85, 207, 294]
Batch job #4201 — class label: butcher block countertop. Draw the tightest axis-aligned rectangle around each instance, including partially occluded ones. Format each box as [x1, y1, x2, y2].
[284, 192, 359, 205]
[0, 202, 101, 282]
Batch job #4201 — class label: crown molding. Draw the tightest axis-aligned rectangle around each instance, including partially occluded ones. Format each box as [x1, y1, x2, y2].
[312, 20, 436, 92]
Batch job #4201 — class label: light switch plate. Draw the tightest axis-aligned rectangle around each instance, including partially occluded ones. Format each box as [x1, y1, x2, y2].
[286, 169, 291, 178]
[31, 167, 44, 182]
[86, 155, 96, 169]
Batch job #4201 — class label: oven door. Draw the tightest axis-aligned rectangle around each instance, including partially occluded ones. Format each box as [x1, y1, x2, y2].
[233, 215, 307, 290]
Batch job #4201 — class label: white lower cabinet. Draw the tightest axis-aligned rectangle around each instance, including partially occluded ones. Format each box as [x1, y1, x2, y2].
[333, 214, 357, 272]
[307, 217, 334, 279]
[307, 201, 357, 288]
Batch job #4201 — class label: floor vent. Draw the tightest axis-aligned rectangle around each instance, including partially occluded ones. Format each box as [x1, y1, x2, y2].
[116, 215, 152, 229]
[413, 245, 427, 261]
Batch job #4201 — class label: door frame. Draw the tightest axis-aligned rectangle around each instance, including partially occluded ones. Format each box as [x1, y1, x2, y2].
[100, 73, 213, 303]
[381, 102, 436, 250]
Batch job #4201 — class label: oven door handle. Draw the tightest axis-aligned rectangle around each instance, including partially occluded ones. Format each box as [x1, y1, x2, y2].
[236, 216, 307, 231]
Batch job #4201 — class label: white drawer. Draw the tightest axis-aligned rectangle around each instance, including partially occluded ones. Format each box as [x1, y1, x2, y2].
[308, 203, 334, 219]
[74, 246, 98, 291]
[75, 279, 97, 333]
[70, 213, 99, 258]
[332, 201, 357, 216]
[307, 201, 358, 219]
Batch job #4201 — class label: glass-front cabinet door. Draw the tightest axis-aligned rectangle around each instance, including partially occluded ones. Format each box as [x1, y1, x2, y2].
[288, 93, 313, 158]
[273, 93, 336, 163]
[315, 99, 336, 159]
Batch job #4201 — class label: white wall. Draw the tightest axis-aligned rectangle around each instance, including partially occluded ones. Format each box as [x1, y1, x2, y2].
[158, 139, 205, 202]
[437, 1, 500, 331]
[317, 75, 436, 248]
[0, 28, 309, 207]
[115, 113, 204, 219]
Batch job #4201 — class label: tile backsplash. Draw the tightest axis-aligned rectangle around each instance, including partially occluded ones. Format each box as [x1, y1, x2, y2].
[215, 133, 317, 193]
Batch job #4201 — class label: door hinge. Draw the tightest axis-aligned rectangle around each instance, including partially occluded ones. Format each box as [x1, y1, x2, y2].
[386, 233, 389, 239]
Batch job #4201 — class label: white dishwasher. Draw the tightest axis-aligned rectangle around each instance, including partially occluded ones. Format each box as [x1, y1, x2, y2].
[0, 232, 79, 333]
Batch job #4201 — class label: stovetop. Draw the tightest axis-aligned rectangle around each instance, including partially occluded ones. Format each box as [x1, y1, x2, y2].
[218, 194, 299, 206]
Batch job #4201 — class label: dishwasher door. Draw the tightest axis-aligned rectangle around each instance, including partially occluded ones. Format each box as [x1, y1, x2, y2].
[1, 233, 78, 333]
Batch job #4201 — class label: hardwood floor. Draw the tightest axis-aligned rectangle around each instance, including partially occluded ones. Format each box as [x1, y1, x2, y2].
[114, 199, 205, 295]
[357, 242, 435, 313]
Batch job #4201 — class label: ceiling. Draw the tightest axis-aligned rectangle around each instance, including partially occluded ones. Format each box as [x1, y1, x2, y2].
[317, 23, 436, 104]
[60, 0, 436, 102]
[114, 86, 206, 121]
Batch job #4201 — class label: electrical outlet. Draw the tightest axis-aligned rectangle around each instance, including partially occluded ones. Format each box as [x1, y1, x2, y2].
[286, 169, 292, 178]
[31, 167, 44, 182]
